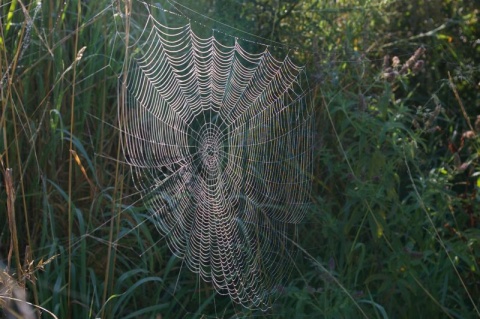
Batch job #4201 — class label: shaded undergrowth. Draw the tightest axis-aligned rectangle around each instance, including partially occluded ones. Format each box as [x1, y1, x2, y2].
[1, 0, 478, 318]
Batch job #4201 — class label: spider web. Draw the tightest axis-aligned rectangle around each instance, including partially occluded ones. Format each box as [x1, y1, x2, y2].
[119, 1, 313, 310]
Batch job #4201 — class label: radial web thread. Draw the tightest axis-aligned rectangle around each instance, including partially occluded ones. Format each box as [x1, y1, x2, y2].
[119, 2, 313, 309]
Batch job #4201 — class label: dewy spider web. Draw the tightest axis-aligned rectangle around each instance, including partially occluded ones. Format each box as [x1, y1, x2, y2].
[119, 1, 313, 309]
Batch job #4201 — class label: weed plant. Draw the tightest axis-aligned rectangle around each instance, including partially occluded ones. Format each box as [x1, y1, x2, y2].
[0, 0, 478, 318]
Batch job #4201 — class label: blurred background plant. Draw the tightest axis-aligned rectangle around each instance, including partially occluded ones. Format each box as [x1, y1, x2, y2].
[0, 0, 478, 318]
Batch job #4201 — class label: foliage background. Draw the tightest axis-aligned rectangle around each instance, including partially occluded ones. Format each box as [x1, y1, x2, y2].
[0, 0, 479, 318]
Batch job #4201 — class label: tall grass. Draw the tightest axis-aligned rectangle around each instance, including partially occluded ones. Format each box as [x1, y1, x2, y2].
[1, 0, 479, 318]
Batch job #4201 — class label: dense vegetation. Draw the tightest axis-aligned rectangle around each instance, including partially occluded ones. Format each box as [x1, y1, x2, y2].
[1, 0, 478, 318]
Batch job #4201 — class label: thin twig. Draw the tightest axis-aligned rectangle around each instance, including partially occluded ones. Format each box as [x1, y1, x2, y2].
[448, 72, 474, 131]
[5, 168, 22, 282]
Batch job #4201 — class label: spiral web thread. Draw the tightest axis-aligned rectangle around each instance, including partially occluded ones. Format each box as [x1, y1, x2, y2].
[120, 2, 313, 310]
